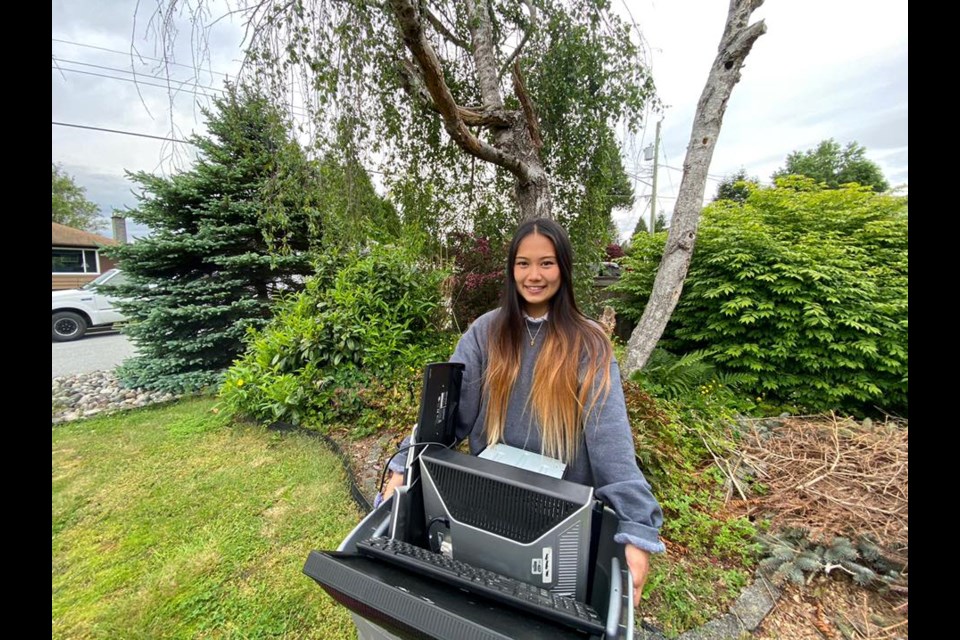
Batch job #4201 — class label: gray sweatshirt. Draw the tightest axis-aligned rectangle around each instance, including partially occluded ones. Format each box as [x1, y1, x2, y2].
[450, 309, 666, 554]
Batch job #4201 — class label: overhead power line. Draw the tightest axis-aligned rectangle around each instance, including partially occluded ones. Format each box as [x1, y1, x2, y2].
[52, 121, 196, 145]
[53, 66, 221, 101]
[659, 163, 725, 181]
[52, 36, 234, 79]
[54, 57, 226, 93]
[52, 65, 313, 120]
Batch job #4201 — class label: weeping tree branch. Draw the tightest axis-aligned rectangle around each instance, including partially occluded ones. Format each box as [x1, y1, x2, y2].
[388, 0, 534, 181]
[423, 4, 470, 49]
[498, 0, 536, 79]
[512, 60, 542, 150]
[463, 0, 551, 218]
[622, 0, 766, 376]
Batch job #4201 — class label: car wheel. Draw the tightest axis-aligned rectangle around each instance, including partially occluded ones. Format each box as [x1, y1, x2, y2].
[52, 311, 88, 342]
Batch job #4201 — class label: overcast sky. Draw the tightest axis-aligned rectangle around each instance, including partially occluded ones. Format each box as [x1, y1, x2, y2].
[52, 0, 908, 243]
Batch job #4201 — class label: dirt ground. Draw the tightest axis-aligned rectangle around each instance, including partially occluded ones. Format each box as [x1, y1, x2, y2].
[329, 415, 908, 640]
[753, 574, 907, 640]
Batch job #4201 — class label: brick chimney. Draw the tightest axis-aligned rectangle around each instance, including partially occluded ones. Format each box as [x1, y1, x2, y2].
[111, 214, 128, 244]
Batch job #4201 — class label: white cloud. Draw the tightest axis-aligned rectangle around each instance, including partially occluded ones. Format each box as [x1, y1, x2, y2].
[612, 0, 908, 240]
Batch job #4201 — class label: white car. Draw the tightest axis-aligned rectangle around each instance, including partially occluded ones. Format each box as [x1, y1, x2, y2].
[52, 269, 129, 342]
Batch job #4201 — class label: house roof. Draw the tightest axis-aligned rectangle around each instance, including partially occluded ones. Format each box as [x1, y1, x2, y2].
[52, 222, 117, 248]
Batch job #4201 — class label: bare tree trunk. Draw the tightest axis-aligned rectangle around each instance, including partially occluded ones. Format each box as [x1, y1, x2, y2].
[622, 0, 766, 377]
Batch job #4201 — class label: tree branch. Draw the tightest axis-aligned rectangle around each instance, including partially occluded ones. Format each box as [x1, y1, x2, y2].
[397, 58, 512, 127]
[511, 60, 542, 150]
[498, 0, 536, 79]
[623, 0, 766, 376]
[423, 4, 469, 50]
[388, 0, 532, 180]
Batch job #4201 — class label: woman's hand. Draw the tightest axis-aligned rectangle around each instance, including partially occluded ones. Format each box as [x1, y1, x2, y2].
[381, 471, 405, 503]
[624, 543, 651, 607]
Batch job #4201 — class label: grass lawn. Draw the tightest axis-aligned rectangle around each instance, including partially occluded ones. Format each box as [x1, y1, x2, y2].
[52, 397, 364, 639]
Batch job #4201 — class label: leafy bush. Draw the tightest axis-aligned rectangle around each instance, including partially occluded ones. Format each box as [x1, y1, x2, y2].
[446, 231, 505, 332]
[620, 375, 761, 634]
[630, 348, 753, 401]
[606, 243, 625, 259]
[613, 179, 907, 416]
[219, 245, 456, 433]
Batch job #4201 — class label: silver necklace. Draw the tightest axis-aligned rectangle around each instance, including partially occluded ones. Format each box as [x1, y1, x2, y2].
[525, 320, 544, 346]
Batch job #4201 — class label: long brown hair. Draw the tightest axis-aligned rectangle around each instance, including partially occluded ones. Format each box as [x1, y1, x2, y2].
[483, 218, 613, 463]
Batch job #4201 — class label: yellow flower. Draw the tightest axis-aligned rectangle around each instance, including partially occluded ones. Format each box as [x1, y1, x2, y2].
[237, 378, 245, 387]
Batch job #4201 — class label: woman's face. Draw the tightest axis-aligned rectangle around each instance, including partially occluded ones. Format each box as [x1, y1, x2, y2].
[513, 232, 561, 317]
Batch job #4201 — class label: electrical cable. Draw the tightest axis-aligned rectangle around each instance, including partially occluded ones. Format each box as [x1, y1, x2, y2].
[376, 440, 451, 500]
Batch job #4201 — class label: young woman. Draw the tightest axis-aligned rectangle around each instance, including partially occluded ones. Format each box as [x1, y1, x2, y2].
[384, 218, 664, 605]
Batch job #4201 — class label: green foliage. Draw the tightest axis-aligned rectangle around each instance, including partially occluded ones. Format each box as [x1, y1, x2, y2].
[621, 378, 760, 555]
[447, 231, 506, 332]
[630, 348, 753, 400]
[105, 84, 324, 394]
[772, 138, 890, 193]
[614, 181, 908, 416]
[629, 210, 667, 241]
[176, 0, 654, 265]
[220, 245, 455, 433]
[714, 167, 760, 203]
[620, 378, 761, 635]
[52, 162, 105, 232]
[643, 558, 750, 637]
[313, 121, 402, 250]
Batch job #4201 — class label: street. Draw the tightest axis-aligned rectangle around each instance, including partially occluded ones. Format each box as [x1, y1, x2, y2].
[52, 332, 137, 378]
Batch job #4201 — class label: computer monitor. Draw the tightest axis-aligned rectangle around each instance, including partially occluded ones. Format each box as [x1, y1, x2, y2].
[413, 362, 465, 448]
[418, 446, 600, 601]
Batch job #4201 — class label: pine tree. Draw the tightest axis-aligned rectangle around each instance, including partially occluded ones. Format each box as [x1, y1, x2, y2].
[105, 85, 324, 393]
[714, 167, 760, 203]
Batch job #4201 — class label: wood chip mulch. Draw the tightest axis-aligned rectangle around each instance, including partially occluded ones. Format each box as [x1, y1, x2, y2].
[729, 414, 907, 553]
[724, 413, 908, 639]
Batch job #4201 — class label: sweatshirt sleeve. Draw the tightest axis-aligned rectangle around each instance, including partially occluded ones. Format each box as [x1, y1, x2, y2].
[585, 358, 666, 554]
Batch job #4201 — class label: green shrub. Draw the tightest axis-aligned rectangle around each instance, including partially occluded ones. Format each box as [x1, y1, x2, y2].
[621, 376, 761, 635]
[220, 245, 456, 432]
[614, 178, 907, 416]
[447, 231, 505, 332]
[630, 347, 754, 401]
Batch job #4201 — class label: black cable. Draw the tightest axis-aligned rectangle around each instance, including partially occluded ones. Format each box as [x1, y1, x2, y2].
[376, 440, 450, 500]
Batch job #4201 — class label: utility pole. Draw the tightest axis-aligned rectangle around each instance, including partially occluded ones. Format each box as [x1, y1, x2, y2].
[649, 119, 661, 235]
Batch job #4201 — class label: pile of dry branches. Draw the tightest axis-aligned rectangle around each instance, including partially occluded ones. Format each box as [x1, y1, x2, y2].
[730, 414, 908, 555]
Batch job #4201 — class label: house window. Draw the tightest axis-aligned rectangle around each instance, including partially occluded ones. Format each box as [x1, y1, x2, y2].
[52, 248, 100, 274]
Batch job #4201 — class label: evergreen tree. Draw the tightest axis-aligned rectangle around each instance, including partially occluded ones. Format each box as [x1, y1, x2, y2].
[105, 85, 325, 393]
[630, 209, 667, 240]
[714, 167, 760, 203]
[315, 153, 401, 250]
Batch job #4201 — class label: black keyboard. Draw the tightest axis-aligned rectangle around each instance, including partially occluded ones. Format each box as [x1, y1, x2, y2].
[355, 536, 605, 635]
